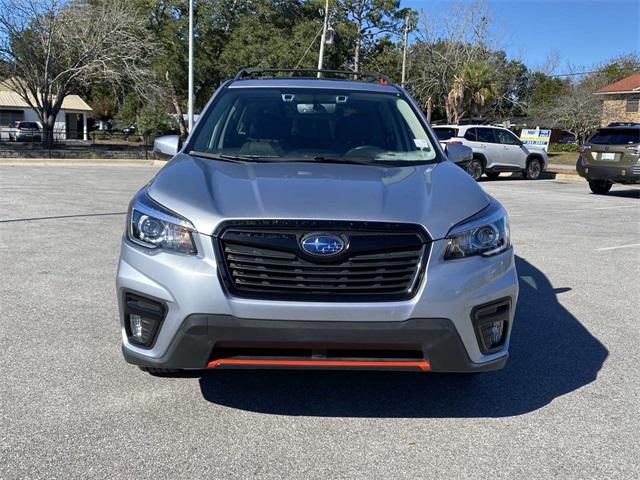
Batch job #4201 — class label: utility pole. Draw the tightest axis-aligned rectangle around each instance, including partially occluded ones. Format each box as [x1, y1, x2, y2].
[188, 0, 195, 133]
[317, 0, 330, 78]
[401, 15, 409, 87]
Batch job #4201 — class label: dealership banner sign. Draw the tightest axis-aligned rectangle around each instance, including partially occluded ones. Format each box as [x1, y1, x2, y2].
[519, 129, 551, 151]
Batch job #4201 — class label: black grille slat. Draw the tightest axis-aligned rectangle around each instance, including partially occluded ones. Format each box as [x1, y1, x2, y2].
[234, 279, 411, 291]
[232, 271, 415, 284]
[226, 255, 420, 269]
[227, 264, 418, 276]
[215, 221, 429, 302]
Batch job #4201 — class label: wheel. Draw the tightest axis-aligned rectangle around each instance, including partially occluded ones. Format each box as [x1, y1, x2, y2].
[466, 158, 484, 181]
[485, 172, 500, 179]
[525, 158, 543, 180]
[138, 366, 180, 375]
[588, 179, 612, 195]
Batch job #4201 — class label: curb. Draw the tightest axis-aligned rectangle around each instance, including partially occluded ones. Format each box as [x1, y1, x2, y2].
[553, 173, 584, 183]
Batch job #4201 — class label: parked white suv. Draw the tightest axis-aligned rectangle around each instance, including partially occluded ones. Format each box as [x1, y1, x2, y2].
[433, 125, 548, 180]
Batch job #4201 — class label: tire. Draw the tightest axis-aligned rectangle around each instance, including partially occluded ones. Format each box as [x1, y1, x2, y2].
[485, 172, 500, 179]
[525, 158, 543, 180]
[588, 179, 612, 195]
[138, 366, 180, 375]
[466, 158, 484, 181]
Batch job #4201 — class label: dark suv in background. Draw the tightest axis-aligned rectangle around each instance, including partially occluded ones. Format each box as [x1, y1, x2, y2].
[577, 124, 640, 194]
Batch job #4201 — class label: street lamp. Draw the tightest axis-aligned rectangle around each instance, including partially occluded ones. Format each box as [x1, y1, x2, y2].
[317, 0, 330, 77]
[188, 0, 194, 133]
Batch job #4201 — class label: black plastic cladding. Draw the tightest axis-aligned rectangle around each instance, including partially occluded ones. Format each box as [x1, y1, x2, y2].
[213, 220, 431, 302]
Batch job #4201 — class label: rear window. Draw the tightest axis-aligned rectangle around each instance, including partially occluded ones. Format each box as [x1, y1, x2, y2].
[19, 122, 39, 129]
[433, 127, 458, 140]
[588, 128, 640, 145]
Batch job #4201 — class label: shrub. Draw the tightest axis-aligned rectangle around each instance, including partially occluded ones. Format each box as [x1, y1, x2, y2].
[548, 143, 580, 152]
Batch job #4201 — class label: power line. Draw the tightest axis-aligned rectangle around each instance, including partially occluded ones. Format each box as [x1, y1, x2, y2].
[550, 70, 603, 78]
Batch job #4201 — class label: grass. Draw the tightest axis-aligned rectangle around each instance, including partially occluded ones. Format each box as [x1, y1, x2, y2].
[547, 152, 579, 165]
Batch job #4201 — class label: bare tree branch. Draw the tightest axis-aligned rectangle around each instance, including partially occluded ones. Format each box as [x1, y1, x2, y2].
[0, 0, 157, 147]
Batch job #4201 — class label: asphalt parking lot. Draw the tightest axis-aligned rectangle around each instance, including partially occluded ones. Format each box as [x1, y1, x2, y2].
[1, 165, 638, 479]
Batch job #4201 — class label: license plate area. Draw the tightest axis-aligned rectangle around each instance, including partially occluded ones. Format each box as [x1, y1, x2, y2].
[600, 152, 616, 161]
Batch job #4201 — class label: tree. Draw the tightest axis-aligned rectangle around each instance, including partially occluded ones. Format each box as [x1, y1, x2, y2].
[338, 0, 410, 73]
[487, 53, 531, 119]
[528, 73, 569, 114]
[532, 73, 599, 143]
[0, 0, 155, 148]
[595, 52, 640, 85]
[408, 0, 493, 122]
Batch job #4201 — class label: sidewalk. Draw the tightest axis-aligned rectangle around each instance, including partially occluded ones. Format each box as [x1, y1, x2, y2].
[548, 163, 577, 172]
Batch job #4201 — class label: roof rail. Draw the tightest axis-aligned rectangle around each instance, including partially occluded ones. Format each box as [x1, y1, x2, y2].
[233, 68, 393, 85]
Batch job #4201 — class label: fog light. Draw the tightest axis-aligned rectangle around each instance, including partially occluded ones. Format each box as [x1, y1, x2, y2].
[124, 293, 166, 348]
[471, 298, 511, 354]
[128, 314, 159, 346]
[130, 314, 143, 338]
[481, 320, 505, 350]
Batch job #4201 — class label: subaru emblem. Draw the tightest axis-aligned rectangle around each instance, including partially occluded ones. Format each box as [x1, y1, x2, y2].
[301, 234, 345, 256]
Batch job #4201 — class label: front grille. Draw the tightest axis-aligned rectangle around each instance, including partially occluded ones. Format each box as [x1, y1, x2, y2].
[214, 220, 429, 301]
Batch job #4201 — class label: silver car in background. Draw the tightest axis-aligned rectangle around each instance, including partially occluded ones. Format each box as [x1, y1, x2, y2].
[8, 121, 42, 142]
[117, 69, 518, 375]
[433, 124, 548, 181]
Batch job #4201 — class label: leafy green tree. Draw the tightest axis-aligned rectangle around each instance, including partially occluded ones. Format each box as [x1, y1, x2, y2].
[595, 52, 640, 85]
[338, 0, 411, 72]
[529, 73, 570, 114]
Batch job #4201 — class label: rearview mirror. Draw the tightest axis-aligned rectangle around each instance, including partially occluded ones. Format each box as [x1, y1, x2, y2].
[154, 135, 181, 160]
[445, 143, 473, 165]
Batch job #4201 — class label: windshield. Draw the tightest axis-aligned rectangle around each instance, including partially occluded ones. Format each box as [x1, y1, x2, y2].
[188, 88, 441, 164]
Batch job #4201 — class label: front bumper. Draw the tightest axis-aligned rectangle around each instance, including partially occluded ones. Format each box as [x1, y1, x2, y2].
[122, 315, 507, 373]
[577, 159, 640, 184]
[117, 234, 518, 373]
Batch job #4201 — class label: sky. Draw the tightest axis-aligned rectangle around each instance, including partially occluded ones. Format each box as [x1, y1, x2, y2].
[404, 0, 640, 73]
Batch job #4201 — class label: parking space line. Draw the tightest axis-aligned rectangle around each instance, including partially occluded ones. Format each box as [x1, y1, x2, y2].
[594, 205, 639, 210]
[595, 243, 640, 252]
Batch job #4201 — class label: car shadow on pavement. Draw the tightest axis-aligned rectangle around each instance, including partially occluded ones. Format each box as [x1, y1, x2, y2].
[198, 256, 608, 418]
[601, 188, 640, 199]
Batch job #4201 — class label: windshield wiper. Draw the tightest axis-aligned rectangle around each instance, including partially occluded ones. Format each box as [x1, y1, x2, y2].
[189, 151, 281, 162]
[308, 156, 374, 166]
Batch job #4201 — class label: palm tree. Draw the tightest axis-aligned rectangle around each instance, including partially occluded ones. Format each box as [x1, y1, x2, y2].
[461, 62, 497, 117]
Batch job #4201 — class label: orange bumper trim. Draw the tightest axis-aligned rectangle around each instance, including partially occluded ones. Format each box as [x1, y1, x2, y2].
[207, 358, 430, 371]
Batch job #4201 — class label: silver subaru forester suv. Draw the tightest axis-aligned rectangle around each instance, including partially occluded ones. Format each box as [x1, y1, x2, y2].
[117, 69, 518, 375]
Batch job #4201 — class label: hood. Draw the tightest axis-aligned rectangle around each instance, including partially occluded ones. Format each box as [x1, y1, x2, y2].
[147, 154, 489, 239]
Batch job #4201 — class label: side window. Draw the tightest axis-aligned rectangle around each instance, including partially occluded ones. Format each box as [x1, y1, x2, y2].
[626, 96, 639, 113]
[495, 129, 520, 145]
[464, 128, 477, 141]
[433, 128, 458, 141]
[476, 128, 496, 143]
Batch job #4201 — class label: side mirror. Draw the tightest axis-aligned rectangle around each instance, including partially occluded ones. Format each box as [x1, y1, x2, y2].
[153, 135, 181, 160]
[445, 143, 473, 165]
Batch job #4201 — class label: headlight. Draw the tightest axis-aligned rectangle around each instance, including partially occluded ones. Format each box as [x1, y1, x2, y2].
[127, 190, 197, 255]
[445, 198, 510, 260]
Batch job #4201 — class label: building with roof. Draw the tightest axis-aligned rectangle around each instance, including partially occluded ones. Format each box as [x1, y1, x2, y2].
[594, 73, 640, 126]
[0, 83, 92, 141]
